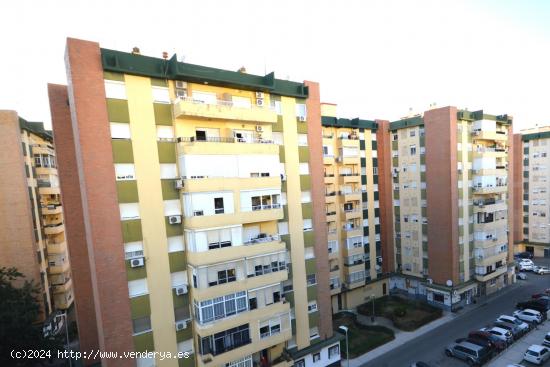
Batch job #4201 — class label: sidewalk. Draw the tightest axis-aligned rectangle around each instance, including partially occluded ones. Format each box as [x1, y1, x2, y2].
[343, 282, 522, 367]
[487, 322, 549, 366]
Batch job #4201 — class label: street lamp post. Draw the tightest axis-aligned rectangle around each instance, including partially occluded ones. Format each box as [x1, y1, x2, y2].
[446, 279, 454, 312]
[338, 325, 349, 367]
[54, 312, 71, 367]
[371, 295, 375, 323]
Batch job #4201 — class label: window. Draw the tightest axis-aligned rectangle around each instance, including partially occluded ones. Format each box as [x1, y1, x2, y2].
[104, 80, 127, 99]
[313, 353, 321, 363]
[214, 197, 225, 214]
[410, 129, 416, 137]
[157, 126, 174, 140]
[132, 316, 152, 335]
[303, 219, 313, 231]
[199, 324, 250, 356]
[152, 86, 170, 103]
[115, 164, 136, 180]
[110, 122, 131, 139]
[119, 203, 140, 220]
[232, 96, 251, 109]
[307, 301, 318, 313]
[296, 104, 307, 119]
[128, 278, 149, 297]
[299, 163, 309, 175]
[301, 191, 311, 203]
[295, 360, 305, 367]
[307, 274, 316, 286]
[298, 134, 308, 146]
[194, 291, 247, 324]
[410, 145, 417, 155]
[215, 269, 236, 286]
[272, 132, 284, 145]
[124, 242, 144, 259]
[328, 344, 340, 358]
[160, 164, 178, 179]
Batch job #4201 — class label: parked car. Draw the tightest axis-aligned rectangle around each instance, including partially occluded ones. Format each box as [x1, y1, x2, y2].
[516, 251, 534, 259]
[517, 272, 527, 280]
[445, 340, 492, 366]
[493, 321, 522, 340]
[513, 309, 543, 324]
[523, 345, 550, 365]
[480, 327, 513, 345]
[496, 315, 530, 334]
[468, 330, 507, 352]
[410, 361, 431, 367]
[536, 266, 550, 275]
[519, 260, 535, 271]
[516, 300, 550, 319]
[506, 365, 526, 367]
[544, 332, 550, 347]
[456, 338, 496, 356]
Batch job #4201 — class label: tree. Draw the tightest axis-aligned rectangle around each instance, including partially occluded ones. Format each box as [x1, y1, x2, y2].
[0, 267, 63, 366]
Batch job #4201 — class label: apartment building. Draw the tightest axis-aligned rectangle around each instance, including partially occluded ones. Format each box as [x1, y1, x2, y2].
[0, 111, 74, 321]
[387, 107, 515, 309]
[319, 104, 389, 311]
[48, 38, 341, 367]
[513, 127, 550, 258]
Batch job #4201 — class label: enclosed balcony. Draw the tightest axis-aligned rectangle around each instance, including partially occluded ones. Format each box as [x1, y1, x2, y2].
[51, 277, 73, 294]
[177, 136, 279, 156]
[48, 259, 70, 274]
[44, 222, 64, 235]
[41, 203, 62, 215]
[47, 239, 67, 254]
[174, 97, 277, 123]
[475, 262, 507, 282]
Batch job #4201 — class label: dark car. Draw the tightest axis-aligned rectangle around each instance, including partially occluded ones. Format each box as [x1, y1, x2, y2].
[516, 251, 534, 259]
[410, 363, 431, 367]
[516, 300, 550, 319]
[468, 330, 507, 352]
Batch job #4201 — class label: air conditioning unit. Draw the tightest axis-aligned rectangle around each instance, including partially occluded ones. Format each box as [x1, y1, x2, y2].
[492, 237, 498, 241]
[193, 210, 204, 217]
[297, 116, 306, 122]
[175, 285, 188, 295]
[175, 321, 187, 331]
[255, 91, 264, 99]
[130, 257, 145, 268]
[176, 137, 184, 143]
[169, 215, 182, 224]
[256, 125, 264, 132]
[175, 81, 188, 89]
[174, 179, 184, 189]
[176, 89, 187, 99]
[256, 98, 264, 106]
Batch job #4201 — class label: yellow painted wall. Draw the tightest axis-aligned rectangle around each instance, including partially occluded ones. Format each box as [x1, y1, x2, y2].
[280, 96, 309, 349]
[125, 75, 178, 367]
[187, 83, 272, 108]
[320, 104, 337, 117]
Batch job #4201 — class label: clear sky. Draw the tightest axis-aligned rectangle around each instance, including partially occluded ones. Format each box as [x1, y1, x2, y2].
[1, 0, 549, 131]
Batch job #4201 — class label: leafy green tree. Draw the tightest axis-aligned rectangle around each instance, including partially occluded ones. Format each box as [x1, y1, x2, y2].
[0, 267, 63, 366]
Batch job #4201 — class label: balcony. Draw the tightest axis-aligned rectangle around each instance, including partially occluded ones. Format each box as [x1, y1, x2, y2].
[194, 299, 290, 336]
[326, 211, 337, 223]
[337, 136, 360, 147]
[342, 208, 362, 220]
[471, 130, 508, 141]
[185, 205, 283, 229]
[54, 293, 73, 310]
[475, 264, 507, 282]
[473, 199, 507, 213]
[187, 236, 285, 266]
[174, 97, 277, 123]
[51, 278, 73, 294]
[49, 260, 70, 274]
[323, 155, 335, 165]
[47, 240, 67, 254]
[475, 219, 507, 232]
[474, 235, 504, 248]
[41, 204, 62, 215]
[178, 136, 279, 156]
[475, 252, 507, 267]
[339, 173, 360, 184]
[473, 147, 508, 158]
[38, 186, 60, 195]
[473, 168, 508, 176]
[324, 173, 336, 184]
[44, 222, 64, 235]
[340, 191, 362, 202]
[182, 176, 281, 193]
[472, 184, 507, 195]
[198, 327, 291, 367]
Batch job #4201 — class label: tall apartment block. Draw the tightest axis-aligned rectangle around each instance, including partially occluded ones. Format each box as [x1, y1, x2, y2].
[48, 38, 341, 367]
[513, 126, 550, 258]
[387, 107, 515, 309]
[319, 104, 390, 311]
[0, 111, 74, 321]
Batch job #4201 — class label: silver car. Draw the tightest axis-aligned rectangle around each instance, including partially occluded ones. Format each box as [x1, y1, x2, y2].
[445, 340, 491, 366]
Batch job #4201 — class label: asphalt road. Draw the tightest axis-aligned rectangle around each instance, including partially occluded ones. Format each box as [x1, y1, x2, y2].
[364, 257, 550, 367]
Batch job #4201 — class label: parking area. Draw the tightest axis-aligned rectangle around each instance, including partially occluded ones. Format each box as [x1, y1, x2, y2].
[487, 324, 550, 366]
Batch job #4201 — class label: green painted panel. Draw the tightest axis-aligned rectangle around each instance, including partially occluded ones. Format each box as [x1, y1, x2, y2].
[283, 205, 289, 221]
[165, 217, 183, 236]
[106, 99, 130, 123]
[154, 103, 173, 125]
[281, 180, 287, 193]
[130, 295, 151, 319]
[121, 219, 143, 242]
[394, 206, 400, 216]
[176, 327, 193, 343]
[308, 312, 320, 329]
[134, 331, 154, 352]
[297, 121, 308, 134]
[103, 71, 125, 81]
[421, 190, 426, 200]
[393, 190, 399, 199]
[284, 291, 295, 307]
[158, 142, 176, 163]
[301, 202, 313, 219]
[392, 141, 398, 150]
[273, 116, 284, 132]
[300, 175, 311, 190]
[116, 180, 139, 203]
[304, 230, 315, 247]
[169, 251, 186, 272]
[392, 157, 398, 167]
[305, 259, 317, 274]
[280, 234, 290, 250]
[112, 140, 134, 163]
[298, 146, 309, 162]
[178, 355, 195, 367]
[161, 179, 180, 200]
[279, 146, 285, 163]
[126, 260, 147, 281]
[151, 78, 168, 87]
[172, 289, 189, 309]
[307, 285, 318, 301]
